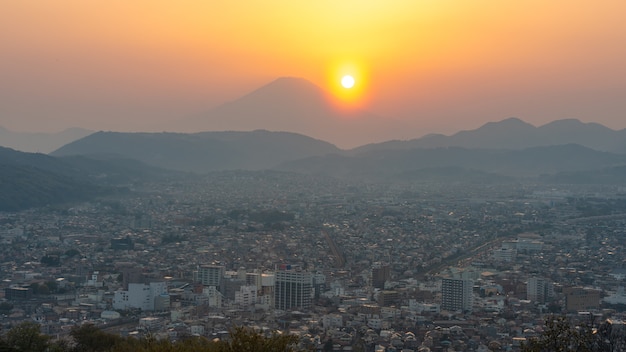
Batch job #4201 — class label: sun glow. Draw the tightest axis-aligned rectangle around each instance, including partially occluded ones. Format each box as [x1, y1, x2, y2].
[341, 75, 355, 89]
[326, 61, 368, 109]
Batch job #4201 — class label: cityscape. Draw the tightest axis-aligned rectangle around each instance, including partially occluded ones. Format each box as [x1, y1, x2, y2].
[1, 169, 626, 351]
[3, 1, 626, 351]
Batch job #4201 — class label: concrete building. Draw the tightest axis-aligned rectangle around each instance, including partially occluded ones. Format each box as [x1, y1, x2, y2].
[113, 282, 168, 311]
[441, 278, 473, 312]
[378, 290, 400, 307]
[4, 286, 32, 300]
[564, 287, 600, 312]
[197, 265, 224, 289]
[527, 277, 553, 304]
[493, 247, 517, 262]
[234, 285, 257, 307]
[372, 262, 390, 289]
[274, 265, 312, 311]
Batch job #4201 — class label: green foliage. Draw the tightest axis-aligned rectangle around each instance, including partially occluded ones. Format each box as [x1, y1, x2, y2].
[522, 316, 607, 352]
[70, 323, 123, 352]
[0, 322, 305, 352]
[216, 326, 301, 352]
[65, 249, 81, 258]
[41, 254, 61, 267]
[4, 321, 50, 352]
[0, 322, 307, 352]
[111, 335, 217, 352]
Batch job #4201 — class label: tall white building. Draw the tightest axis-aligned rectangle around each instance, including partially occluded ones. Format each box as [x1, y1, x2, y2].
[274, 265, 312, 311]
[234, 285, 258, 307]
[441, 278, 473, 312]
[113, 282, 168, 311]
[198, 265, 224, 288]
[527, 277, 553, 304]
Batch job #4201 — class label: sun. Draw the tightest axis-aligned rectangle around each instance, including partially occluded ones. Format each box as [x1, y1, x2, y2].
[341, 75, 355, 89]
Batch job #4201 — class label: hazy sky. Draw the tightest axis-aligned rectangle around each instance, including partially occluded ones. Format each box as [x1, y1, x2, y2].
[2, 1, 626, 137]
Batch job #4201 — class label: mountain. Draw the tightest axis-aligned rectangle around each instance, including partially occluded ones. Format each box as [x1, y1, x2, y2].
[276, 144, 626, 181]
[51, 130, 342, 173]
[352, 118, 626, 154]
[0, 147, 100, 211]
[176, 77, 408, 149]
[0, 127, 93, 153]
[0, 145, 179, 211]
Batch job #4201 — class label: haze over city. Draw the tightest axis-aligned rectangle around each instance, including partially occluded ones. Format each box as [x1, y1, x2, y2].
[5, 2, 626, 351]
[2, 1, 626, 145]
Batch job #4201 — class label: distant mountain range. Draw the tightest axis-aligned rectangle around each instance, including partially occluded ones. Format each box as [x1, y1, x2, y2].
[276, 144, 626, 180]
[50, 119, 626, 182]
[174, 77, 408, 149]
[353, 117, 626, 154]
[0, 127, 93, 153]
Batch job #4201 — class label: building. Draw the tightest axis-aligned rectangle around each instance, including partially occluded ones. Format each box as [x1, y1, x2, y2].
[113, 282, 168, 311]
[527, 277, 554, 304]
[372, 263, 390, 289]
[441, 278, 473, 312]
[110, 236, 134, 250]
[197, 265, 224, 289]
[378, 290, 400, 307]
[493, 247, 517, 262]
[274, 264, 312, 311]
[564, 287, 600, 312]
[4, 286, 32, 300]
[234, 285, 258, 307]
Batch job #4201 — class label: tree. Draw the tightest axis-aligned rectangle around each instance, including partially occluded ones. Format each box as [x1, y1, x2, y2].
[64, 248, 81, 258]
[216, 326, 302, 352]
[522, 316, 608, 352]
[4, 321, 49, 352]
[70, 323, 122, 352]
[0, 302, 14, 314]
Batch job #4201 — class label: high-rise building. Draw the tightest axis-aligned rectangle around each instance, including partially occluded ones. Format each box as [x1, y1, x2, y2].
[372, 262, 390, 289]
[274, 264, 312, 311]
[120, 266, 144, 290]
[441, 278, 473, 312]
[198, 265, 224, 289]
[527, 277, 554, 303]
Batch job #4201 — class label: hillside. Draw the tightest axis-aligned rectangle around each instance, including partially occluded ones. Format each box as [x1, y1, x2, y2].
[52, 130, 342, 173]
[276, 144, 626, 181]
[0, 146, 175, 211]
[352, 118, 626, 154]
[0, 147, 101, 211]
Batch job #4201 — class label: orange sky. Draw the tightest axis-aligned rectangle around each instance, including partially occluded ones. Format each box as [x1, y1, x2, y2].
[1, 1, 626, 137]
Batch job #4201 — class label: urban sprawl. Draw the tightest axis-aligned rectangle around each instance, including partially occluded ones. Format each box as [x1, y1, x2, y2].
[2, 171, 626, 351]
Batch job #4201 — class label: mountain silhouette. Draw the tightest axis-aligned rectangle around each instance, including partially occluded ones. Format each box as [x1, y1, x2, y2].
[353, 117, 626, 154]
[0, 127, 93, 153]
[277, 144, 626, 180]
[177, 77, 406, 149]
[52, 130, 341, 173]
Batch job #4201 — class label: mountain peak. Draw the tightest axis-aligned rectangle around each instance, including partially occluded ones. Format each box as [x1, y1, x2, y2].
[481, 117, 535, 129]
[178, 76, 401, 148]
[239, 76, 327, 103]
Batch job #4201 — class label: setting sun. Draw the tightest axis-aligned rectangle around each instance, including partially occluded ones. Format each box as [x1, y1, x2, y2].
[341, 75, 355, 89]
[325, 61, 369, 110]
